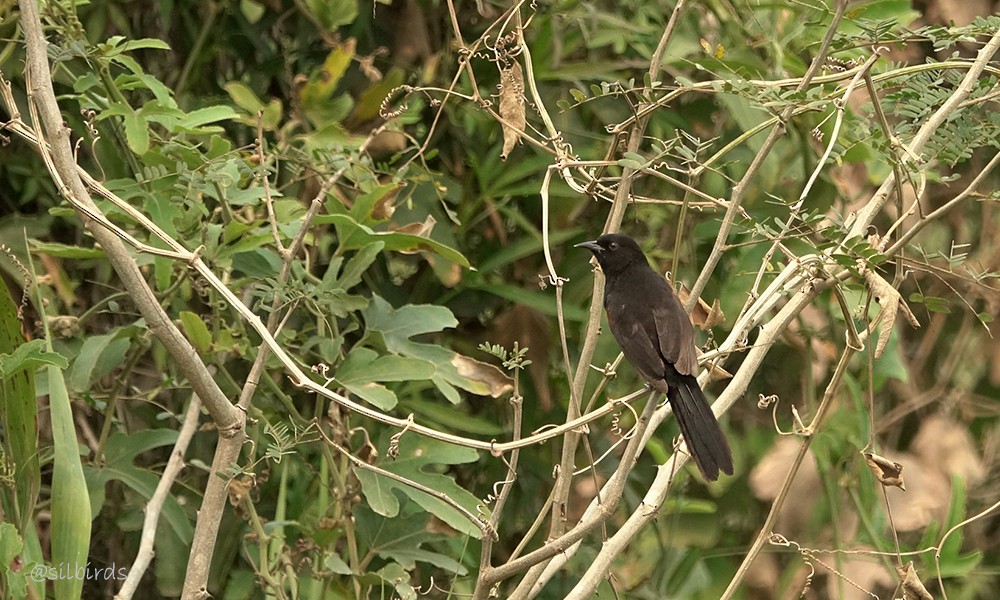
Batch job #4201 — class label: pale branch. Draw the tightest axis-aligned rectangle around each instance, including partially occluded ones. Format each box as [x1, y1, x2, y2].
[483, 391, 663, 600]
[562, 276, 825, 598]
[115, 394, 202, 600]
[15, 10, 249, 598]
[521, 2, 697, 593]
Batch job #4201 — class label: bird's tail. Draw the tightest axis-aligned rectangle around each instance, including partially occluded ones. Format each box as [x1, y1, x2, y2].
[667, 375, 733, 481]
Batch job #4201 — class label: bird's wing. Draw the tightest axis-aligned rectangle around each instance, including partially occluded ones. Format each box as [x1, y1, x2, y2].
[646, 271, 700, 377]
[604, 275, 669, 383]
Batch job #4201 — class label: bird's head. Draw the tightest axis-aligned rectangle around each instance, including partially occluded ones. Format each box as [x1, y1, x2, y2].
[575, 233, 649, 275]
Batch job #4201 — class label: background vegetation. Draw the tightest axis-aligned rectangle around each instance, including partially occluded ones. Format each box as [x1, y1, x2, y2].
[1, 0, 999, 598]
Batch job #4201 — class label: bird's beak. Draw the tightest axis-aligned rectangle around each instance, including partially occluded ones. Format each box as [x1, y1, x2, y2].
[575, 240, 602, 253]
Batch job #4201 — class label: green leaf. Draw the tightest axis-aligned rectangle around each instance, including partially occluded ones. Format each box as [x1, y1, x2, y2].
[934, 476, 982, 577]
[226, 81, 283, 129]
[240, 0, 266, 23]
[119, 74, 177, 108]
[870, 330, 908, 387]
[363, 296, 510, 401]
[325, 553, 352, 575]
[315, 213, 469, 267]
[401, 397, 505, 435]
[352, 184, 400, 223]
[373, 563, 414, 599]
[0, 340, 68, 378]
[338, 242, 384, 290]
[118, 38, 171, 52]
[0, 523, 31, 597]
[231, 249, 282, 278]
[334, 347, 436, 409]
[363, 296, 457, 354]
[48, 364, 91, 599]
[0, 285, 42, 591]
[84, 430, 192, 545]
[355, 437, 481, 537]
[303, 95, 354, 130]
[258, 99, 283, 130]
[336, 348, 435, 384]
[103, 428, 182, 464]
[617, 157, 645, 170]
[380, 547, 467, 574]
[304, 0, 359, 31]
[342, 382, 398, 410]
[349, 69, 405, 124]
[67, 333, 130, 394]
[179, 311, 212, 353]
[300, 41, 356, 107]
[175, 105, 239, 130]
[123, 111, 149, 155]
[225, 81, 266, 113]
[28, 240, 106, 259]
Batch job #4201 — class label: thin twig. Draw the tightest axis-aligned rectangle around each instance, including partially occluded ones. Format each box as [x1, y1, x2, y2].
[685, 0, 849, 313]
[115, 395, 202, 600]
[720, 345, 857, 600]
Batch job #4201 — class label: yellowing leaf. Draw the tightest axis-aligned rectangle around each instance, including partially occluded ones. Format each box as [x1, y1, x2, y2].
[450, 354, 512, 398]
[300, 39, 356, 107]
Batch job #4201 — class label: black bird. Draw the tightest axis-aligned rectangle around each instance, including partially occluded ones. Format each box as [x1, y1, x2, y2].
[576, 233, 733, 481]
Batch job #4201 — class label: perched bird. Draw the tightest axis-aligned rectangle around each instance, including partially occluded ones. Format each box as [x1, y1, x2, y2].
[576, 233, 733, 481]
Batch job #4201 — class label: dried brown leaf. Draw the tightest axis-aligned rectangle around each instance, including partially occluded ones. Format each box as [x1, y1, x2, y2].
[499, 61, 525, 160]
[864, 269, 919, 358]
[371, 183, 401, 221]
[863, 451, 906, 490]
[228, 476, 254, 507]
[703, 362, 732, 382]
[897, 562, 933, 600]
[393, 215, 436, 238]
[678, 285, 725, 330]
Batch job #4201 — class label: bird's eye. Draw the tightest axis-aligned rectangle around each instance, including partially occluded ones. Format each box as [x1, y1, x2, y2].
[609, 241, 618, 250]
